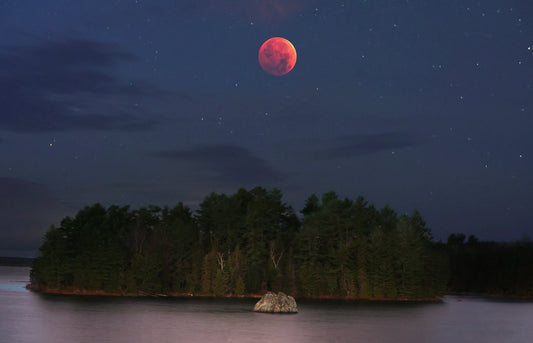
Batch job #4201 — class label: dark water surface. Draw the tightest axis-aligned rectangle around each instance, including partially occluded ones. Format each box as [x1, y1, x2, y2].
[1, 266, 532, 342]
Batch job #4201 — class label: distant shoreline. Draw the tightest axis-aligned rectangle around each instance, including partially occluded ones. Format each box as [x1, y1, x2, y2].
[26, 284, 442, 302]
[0, 256, 34, 267]
[444, 291, 533, 300]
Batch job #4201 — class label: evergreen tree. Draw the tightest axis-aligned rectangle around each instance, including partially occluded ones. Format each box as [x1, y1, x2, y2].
[395, 216, 426, 298]
[367, 228, 396, 298]
[301, 194, 320, 216]
[234, 275, 246, 295]
[201, 252, 215, 295]
[356, 237, 370, 299]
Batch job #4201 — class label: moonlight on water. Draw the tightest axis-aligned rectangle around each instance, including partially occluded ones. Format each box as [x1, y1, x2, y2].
[258, 37, 297, 76]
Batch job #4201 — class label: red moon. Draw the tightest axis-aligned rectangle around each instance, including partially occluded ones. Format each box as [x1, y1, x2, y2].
[258, 37, 297, 76]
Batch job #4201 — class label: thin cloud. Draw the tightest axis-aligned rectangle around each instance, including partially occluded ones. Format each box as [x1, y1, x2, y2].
[151, 145, 283, 186]
[170, 0, 309, 22]
[0, 38, 160, 132]
[325, 131, 429, 159]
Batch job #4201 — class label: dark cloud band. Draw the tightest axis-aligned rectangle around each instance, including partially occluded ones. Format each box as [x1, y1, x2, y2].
[151, 144, 283, 186]
[325, 131, 428, 159]
[0, 38, 159, 132]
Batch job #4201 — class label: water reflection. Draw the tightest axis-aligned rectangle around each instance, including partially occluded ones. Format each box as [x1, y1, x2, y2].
[1, 267, 532, 343]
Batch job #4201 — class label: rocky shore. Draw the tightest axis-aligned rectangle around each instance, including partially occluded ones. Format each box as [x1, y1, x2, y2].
[27, 284, 441, 301]
[253, 292, 298, 313]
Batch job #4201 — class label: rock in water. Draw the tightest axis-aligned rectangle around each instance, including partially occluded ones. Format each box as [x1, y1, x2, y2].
[253, 292, 298, 313]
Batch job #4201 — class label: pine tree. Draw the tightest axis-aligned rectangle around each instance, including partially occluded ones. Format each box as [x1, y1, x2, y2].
[201, 253, 213, 295]
[212, 269, 227, 296]
[356, 238, 370, 299]
[395, 217, 425, 298]
[234, 275, 246, 295]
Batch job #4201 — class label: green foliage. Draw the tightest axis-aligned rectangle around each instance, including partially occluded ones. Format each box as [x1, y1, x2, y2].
[31, 189, 452, 299]
[395, 217, 425, 298]
[367, 228, 397, 298]
[356, 238, 370, 299]
[301, 194, 320, 216]
[212, 269, 227, 296]
[234, 275, 246, 295]
[201, 251, 216, 294]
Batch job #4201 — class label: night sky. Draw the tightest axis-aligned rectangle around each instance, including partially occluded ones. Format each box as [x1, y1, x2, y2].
[1, 0, 532, 257]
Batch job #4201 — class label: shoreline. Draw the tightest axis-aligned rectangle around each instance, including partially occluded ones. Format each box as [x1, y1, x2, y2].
[26, 285, 533, 301]
[444, 291, 533, 300]
[26, 284, 442, 302]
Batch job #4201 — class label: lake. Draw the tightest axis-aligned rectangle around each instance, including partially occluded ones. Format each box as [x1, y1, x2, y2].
[1, 266, 532, 342]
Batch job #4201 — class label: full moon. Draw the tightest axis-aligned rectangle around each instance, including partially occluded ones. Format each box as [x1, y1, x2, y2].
[258, 37, 297, 76]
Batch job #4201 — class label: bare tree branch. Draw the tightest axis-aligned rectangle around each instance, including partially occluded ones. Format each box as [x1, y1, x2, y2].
[216, 252, 225, 271]
[269, 241, 284, 270]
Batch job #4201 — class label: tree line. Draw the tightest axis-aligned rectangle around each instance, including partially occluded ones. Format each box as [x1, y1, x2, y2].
[446, 233, 533, 297]
[30, 187, 529, 299]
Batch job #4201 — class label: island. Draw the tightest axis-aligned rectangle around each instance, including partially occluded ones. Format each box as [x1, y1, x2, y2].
[28, 187, 533, 300]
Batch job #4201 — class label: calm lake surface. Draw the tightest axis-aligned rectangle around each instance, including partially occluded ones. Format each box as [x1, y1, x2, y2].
[1, 266, 532, 343]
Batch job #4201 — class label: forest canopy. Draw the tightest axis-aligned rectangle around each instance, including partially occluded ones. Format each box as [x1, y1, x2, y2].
[29, 187, 472, 299]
